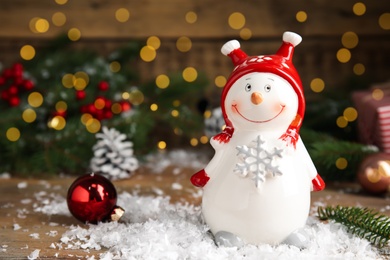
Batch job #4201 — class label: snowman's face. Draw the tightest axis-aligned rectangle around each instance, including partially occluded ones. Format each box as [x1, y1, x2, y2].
[224, 72, 298, 131]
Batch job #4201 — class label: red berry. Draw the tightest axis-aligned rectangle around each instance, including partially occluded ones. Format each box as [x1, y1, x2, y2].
[76, 90, 86, 100]
[98, 81, 109, 91]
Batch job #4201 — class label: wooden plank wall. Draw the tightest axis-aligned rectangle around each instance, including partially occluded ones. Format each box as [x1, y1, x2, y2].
[0, 0, 389, 101]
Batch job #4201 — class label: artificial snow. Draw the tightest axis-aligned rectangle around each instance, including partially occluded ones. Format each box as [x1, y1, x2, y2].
[32, 191, 383, 259]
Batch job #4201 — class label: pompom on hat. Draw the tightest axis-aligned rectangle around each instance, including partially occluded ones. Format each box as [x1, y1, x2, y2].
[215, 31, 304, 148]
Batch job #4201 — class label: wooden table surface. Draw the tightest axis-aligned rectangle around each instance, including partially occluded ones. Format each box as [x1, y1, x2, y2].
[1, 166, 390, 259]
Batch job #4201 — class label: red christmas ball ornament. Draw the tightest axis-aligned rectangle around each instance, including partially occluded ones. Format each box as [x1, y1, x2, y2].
[98, 81, 109, 91]
[357, 153, 390, 194]
[67, 173, 124, 224]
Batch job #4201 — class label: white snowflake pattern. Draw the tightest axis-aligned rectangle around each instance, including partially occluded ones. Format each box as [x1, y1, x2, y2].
[234, 135, 284, 188]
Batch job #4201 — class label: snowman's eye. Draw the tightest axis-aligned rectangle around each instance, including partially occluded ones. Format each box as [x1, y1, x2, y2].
[264, 84, 271, 92]
[245, 83, 252, 92]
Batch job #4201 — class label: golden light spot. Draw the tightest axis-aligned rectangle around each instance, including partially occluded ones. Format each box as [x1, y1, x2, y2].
[147, 36, 161, 50]
[296, 11, 307, 22]
[157, 141, 167, 150]
[176, 36, 192, 52]
[85, 118, 101, 133]
[372, 89, 384, 100]
[228, 12, 245, 30]
[55, 101, 67, 112]
[6, 127, 20, 142]
[20, 45, 35, 61]
[310, 78, 325, 93]
[173, 100, 180, 107]
[150, 103, 158, 111]
[111, 103, 122, 114]
[52, 12, 66, 26]
[55, 0, 68, 4]
[122, 92, 130, 99]
[379, 13, 390, 30]
[73, 78, 87, 90]
[29, 17, 40, 33]
[190, 138, 199, 146]
[240, 28, 252, 40]
[215, 75, 227, 88]
[140, 46, 156, 62]
[28, 92, 43, 107]
[185, 11, 197, 24]
[22, 109, 36, 123]
[115, 8, 130, 23]
[353, 63, 365, 75]
[81, 113, 93, 125]
[74, 71, 89, 85]
[94, 98, 105, 110]
[336, 157, 348, 170]
[109, 61, 121, 72]
[200, 135, 209, 144]
[171, 109, 179, 117]
[182, 67, 197, 82]
[129, 89, 144, 105]
[336, 116, 348, 128]
[343, 107, 358, 122]
[341, 31, 359, 49]
[204, 110, 211, 119]
[49, 116, 66, 130]
[62, 73, 75, 88]
[353, 2, 366, 16]
[336, 48, 351, 63]
[156, 74, 170, 89]
[35, 18, 50, 33]
[68, 28, 81, 41]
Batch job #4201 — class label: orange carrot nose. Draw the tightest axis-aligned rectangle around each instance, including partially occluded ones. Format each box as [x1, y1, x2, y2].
[251, 92, 263, 105]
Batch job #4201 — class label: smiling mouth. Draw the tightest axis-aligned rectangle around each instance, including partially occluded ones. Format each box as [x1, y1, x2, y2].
[232, 104, 285, 123]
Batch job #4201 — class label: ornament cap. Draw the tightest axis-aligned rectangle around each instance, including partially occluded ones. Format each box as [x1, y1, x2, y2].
[110, 205, 125, 222]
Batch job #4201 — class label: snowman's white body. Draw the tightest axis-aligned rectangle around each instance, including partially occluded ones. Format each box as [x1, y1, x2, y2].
[201, 72, 317, 245]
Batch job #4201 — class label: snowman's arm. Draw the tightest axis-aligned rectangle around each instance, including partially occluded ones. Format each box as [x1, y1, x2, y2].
[296, 137, 325, 192]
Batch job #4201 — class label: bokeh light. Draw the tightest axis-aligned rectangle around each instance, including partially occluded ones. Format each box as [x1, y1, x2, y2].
[156, 74, 170, 89]
[200, 136, 208, 144]
[190, 138, 198, 146]
[352, 2, 366, 16]
[228, 12, 245, 30]
[48, 116, 66, 130]
[28, 92, 44, 107]
[140, 46, 156, 62]
[150, 103, 158, 111]
[94, 98, 105, 110]
[55, 101, 67, 113]
[379, 13, 390, 30]
[68, 28, 81, 41]
[336, 157, 348, 170]
[182, 67, 197, 82]
[115, 8, 130, 23]
[52, 12, 66, 26]
[372, 89, 384, 100]
[336, 116, 348, 128]
[6, 127, 20, 142]
[147, 36, 161, 50]
[111, 103, 122, 114]
[343, 107, 358, 122]
[310, 78, 325, 93]
[336, 48, 351, 63]
[20, 45, 35, 60]
[55, 0, 68, 4]
[214, 76, 227, 88]
[109, 61, 121, 73]
[74, 71, 89, 90]
[171, 109, 179, 117]
[341, 31, 359, 49]
[240, 28, 252, 40]
[353, 63, 365, 75]
[85, 118, 101, 133]
[296, 11, 307, 22]
[62, 73, 75, 88]
[185, 11, 197, 24]
[22, 108, 37, 123]
[128, 89, 144, 105]
[176, 36, 192, 52]
[80, 113, 93, 125]
[157, 141, 167, 150]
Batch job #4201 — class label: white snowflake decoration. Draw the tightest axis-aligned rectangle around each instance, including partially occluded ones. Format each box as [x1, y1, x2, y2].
[90, 126, 138, 180]
[234, 135, 284, 188]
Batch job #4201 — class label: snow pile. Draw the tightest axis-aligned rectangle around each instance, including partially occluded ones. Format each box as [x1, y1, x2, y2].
[38, 192, 381, 259]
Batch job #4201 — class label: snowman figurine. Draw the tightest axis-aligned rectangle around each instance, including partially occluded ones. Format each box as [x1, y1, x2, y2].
[191, 31, 325, 247]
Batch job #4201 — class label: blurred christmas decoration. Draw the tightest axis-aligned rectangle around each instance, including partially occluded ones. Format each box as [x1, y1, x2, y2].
[0, 36, 207, 176]
[67, 173, 124, 224]
[204, 107, 224, 138]
[357, 153, 390, 194]
[90, 126, 138, 180]
[318, 205, 390, 248]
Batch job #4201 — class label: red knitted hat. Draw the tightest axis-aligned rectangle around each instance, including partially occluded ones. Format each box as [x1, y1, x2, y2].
[219, 31, 304, 146]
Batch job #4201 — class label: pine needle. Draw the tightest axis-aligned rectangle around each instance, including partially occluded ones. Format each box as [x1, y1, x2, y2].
[318, 205, 390, 247]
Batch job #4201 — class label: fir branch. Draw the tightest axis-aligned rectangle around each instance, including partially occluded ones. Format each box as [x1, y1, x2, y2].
[318, 205, 390, 247]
